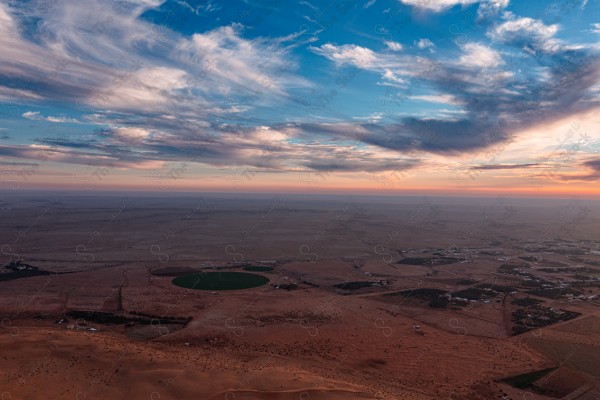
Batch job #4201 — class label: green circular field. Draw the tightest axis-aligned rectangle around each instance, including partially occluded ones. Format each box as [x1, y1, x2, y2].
[242, 265, 274, 272]
[172, 271, 269, 291]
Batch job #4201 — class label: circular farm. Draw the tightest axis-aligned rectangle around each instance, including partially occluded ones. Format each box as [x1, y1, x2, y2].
[172, 271, 269, 291]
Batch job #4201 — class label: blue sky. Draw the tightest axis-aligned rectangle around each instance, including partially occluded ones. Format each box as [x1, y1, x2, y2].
[0, 0, 599, 194]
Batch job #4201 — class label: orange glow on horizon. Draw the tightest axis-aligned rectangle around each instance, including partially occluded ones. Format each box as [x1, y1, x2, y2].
[8, 178, 600, 199]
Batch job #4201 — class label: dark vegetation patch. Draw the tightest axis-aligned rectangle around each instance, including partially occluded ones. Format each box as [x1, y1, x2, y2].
[511, 306, 580, 335]
[151, 267, 201, 277]
[528, 367, 593, 398]
[243, 265, 274, 272]
[526, 287, 582, 299]
[502, 367, 558, 389]
[385, 288, 447, 298]
[451, 283, 513, 301]
[428, 296, 449, 308]
[476, 283, 515, 293]
[397, 257, 460, 266]
[498, 264, 552, 287]
[172, 271, 269, 290]
[571, 274, 593, 280]
[520, 246, 547, 253]
[571, 280, 600, 288]
[385, 288, 449, 308]
[334, 281, 375, 290]
[334, 280, 387, 290]
[67, 310, 190, 325]
[497, 263, 530, 275]
[519, 256, 542, 262]
[520, 278, 554, 288]
[512, 298, 545, 307]
[551, 248, 586, 255]
[272, 283, 298, 290]
[0, 268, 51, 282]
[245, 311, 337, 327]
[479, 250, 503, 256]
[0, 261, 55, 282]
[456, 279, 478, 285]
[452, 288, 490, 300]
[538, 260, 569, 268]
[539, 267, 600, 274]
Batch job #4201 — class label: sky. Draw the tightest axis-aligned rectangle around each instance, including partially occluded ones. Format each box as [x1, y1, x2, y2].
[0, 0, 600, 196]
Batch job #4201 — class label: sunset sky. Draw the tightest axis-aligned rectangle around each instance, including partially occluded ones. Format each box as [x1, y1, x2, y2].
[0, 0, 599, 196]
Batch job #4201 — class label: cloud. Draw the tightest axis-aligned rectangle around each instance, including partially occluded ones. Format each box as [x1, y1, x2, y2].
[22, 111, 80, 123]
[382, 69, 406, 86]
[0, 161, 39, 167]
[581, 158, 600, 181]
[558, 158, 600, 181]
[1, 0, 599, 180]
[0, 1, 307, 115]
[488, 17, 561, 53]
[110, 127, 151, 142]
[175, 24, 305, 97]
[311, 43, 411, 74]
[0, 122, 421, 175]
[283, 119, 499, 154]
[477, 0, 509, 19]
[399, 0, 480, 12]
[301, 157, 418, 173]
[0, 3, 17, 35]
[399, 0, 509, 15]
[88, 67, 190, 112]
[0, 143, 165, 169]
[12, 10, 592, 175]
[470, 163, 538, 170]
[415, 38, 434, 49]
[0, 87, 42, 100]
[175, 0, 221, 14]
[311, 43, 413, 88]
[591, 23, 600, 34]
[311, 44, 378, 68]
[385, 41, 403, 51]
[458, 43, 503, 68]
[1, 0, 373, 173]
[409, 94, 461, 104]
[311, 26, 600, 156]
[300, 1, 319, 11]
[586, 159, 600, 171]
[363, 0, 377, 9]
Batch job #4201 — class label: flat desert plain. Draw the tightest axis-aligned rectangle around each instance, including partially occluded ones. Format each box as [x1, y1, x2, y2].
[1, 193, 599, 399]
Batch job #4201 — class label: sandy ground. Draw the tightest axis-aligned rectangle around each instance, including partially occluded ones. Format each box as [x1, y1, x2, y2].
[0, 277, 548, 400]
[0, 327, 380, 399]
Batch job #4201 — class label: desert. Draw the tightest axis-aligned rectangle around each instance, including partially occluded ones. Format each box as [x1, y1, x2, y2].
[1, 193, 599, 399]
